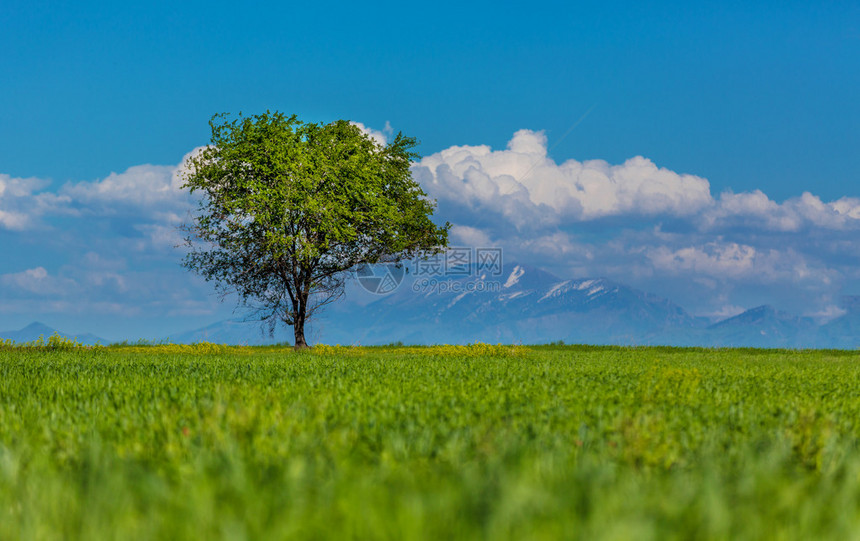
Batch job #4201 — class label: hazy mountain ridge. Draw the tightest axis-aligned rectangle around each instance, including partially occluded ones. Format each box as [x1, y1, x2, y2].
[5, 268, 859, 348]
[816, 296, 860, 349]
[314, 264, 741, 346]
[165, 319, 293, 346]
[0, 322, 107, 345]
[316, 266, 860, 347]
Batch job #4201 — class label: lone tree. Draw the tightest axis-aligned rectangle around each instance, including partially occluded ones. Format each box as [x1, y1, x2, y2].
[181, 112, 449, 348]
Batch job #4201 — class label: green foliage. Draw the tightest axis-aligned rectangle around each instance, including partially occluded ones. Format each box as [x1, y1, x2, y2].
[0, 332, 100, 351]
[181, 112, 449, 347]
[107, 337, 173, 347]
[310, 342, 529, 358]
[2, 346, 860, 539]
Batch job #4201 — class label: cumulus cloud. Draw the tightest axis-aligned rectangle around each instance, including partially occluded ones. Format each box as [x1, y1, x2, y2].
[646, 242, 757, 278]
[706, 304, 747, 320]
[0, 267, 76, 296]
[414, 129, 860, 237]
[0, 252, 223, 323]
[413, 129, 714, 229]
[0, 209, 28, 230]
[0, 147, 210, 234]
[644, 241, 836, 286]
[0, 174, 71, 230]
[449, 225, 493, 247]
[349, 121, 392, 147]
[409, 128, 860, 316]
[59, 147, 207, 218]
[700, 190, 860, 232]
[806, 304, 848, 322]
[133, 223, 186, 252]
[1, 124, 859, 323]
[61, 164, 181, 208]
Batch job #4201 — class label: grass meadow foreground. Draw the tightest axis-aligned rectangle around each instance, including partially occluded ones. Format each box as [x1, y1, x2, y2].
[1, 341, 860, 539]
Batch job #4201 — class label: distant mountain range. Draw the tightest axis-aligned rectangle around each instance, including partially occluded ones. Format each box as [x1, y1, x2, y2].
[165, 318, 293, 346]
[4, 264, 860, 348]
[162, 263, 860, 349]
[314, 264, 705, 346]
[0, 322, 107, 345]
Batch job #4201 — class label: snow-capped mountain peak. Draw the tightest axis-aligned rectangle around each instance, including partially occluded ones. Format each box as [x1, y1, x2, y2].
[503, 265, 525, 288]
[539, 280, 573, 302]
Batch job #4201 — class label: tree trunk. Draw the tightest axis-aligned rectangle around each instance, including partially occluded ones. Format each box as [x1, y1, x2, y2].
[293, 307, 309, 350]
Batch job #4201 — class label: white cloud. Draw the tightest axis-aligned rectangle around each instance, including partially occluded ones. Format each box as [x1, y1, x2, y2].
[646, 242, 757, 278]
[449, 225, 493, 247]
[790, 193, 860, 230]
[706, 304, 747, 320]
[413, 129, 714, 228]
[0, 175, 49, 199]
[405, 128, 860, 316]
[0, 209, 28, 230]
[805, 304, 847, 322]
[349, 121, 389, 147]
[0, 148, 204, 231]
[0, 267, 76, 296]
[61, 164, 176, 205]
[59, 158, 196, 217]
[134, 223, 186, 252]
[1, 124, 859, 323]
[700, 190, 860, 232]
[0, 174, 67, 230]
[517, 232, 590, 259]
[414, 129, 860, 239]
[644, 241, 838, 287]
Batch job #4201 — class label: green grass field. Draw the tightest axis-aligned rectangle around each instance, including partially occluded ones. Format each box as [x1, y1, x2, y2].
[1, 342, 860, 539]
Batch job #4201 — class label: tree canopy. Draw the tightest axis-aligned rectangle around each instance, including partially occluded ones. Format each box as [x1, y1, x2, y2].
[181, 112, 449, 348]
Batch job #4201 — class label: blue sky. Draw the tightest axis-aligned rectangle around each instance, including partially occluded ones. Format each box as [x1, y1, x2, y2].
[1, 1, 858, 339]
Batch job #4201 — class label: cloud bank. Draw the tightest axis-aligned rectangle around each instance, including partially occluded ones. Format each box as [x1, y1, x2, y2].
[412, 129, 860, 317]
[1, 126, 858, 332]
[414, 130, 714, 226]
[413, 129, 860, 233]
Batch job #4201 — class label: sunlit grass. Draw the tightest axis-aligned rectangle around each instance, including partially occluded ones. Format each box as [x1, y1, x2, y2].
[1, 344, 859, 539]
